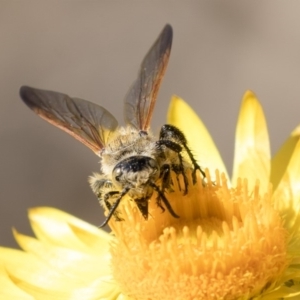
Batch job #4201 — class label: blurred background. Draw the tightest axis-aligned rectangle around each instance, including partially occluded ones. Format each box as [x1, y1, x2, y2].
[1, 1, 300, 247]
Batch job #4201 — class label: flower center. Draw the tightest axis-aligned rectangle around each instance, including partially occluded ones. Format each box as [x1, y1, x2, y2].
[109, 170, 288, 300]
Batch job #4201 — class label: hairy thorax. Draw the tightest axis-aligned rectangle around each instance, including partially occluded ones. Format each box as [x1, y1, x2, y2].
[100, 126, 157, 175]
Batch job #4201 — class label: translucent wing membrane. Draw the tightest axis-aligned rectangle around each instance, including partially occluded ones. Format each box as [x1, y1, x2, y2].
[124, 24, 173, 131]
[20, 86, 118, 155]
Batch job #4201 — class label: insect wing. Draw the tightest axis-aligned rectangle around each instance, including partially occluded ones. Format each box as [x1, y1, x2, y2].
[124, 24, 173, 131]
[20, 86, 118, 155]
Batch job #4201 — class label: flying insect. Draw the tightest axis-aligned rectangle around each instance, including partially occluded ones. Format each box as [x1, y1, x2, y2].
[20, 24, 205, 227]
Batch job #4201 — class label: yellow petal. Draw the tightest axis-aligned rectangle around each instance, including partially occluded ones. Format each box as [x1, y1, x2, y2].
[0, 247, 67, 293]
[13, 230, 111, 281]
[271, 125, 300, 191]
[9, 274, 120, 300]
[1, 234, 119, 299]
[273, 138, 300, 228]
[167, 95, 229, 181]
[232, 91, 270, 192]
[0, 247, 41, 271]
[116, 294, 134, 300]
[28, 207, 111, 253]
[261, 285, 300, 299]
[0, 265, 34, 299]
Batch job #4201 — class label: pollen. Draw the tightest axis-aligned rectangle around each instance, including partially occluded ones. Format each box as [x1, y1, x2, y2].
[109, 170, 288, 300]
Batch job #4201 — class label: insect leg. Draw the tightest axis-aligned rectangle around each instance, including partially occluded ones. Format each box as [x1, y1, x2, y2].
[156, 196, 166, 213]
[154, 167, 167, 213]
[98, 187, 130, 228]
[150, 182, 180, 218]
[160, 124, 206, 183]
[134, 198, 149, 220]
[159, 164, 171, 192]
[90, 177, 124, 222]
[156, 139, 189, 194]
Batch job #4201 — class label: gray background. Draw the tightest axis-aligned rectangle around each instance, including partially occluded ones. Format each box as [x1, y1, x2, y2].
[1, 1, 300, 247]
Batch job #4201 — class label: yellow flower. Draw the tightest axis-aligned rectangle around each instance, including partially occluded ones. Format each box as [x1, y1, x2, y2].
[1, 91, 300, 300]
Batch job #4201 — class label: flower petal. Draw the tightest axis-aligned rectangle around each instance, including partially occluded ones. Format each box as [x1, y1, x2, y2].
[167, 95, 229, 181]
[0, 247, 66, 294]
[13, 229, 112, 281]
[116, 293, 134, 300]
[0, 247, 41, 272]
[28, 207, 111, 253]
[8, 274, 120, 300]
[261, 284, 300, 299]
[232, 91, 270, 192]
[0, 265, 34, 299]
[1, 231, 119, 299]
[273, 138, 300, 229]
[271, 125, 300, 191]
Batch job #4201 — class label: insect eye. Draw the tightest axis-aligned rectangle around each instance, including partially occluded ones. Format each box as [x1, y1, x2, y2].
[114, 167, 122, 182]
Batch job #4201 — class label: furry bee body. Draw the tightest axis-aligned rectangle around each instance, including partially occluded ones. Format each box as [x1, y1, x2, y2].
[20, 25, 204, 227]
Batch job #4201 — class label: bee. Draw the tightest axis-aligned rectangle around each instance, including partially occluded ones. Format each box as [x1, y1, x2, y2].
[20, 24, 205, 227]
